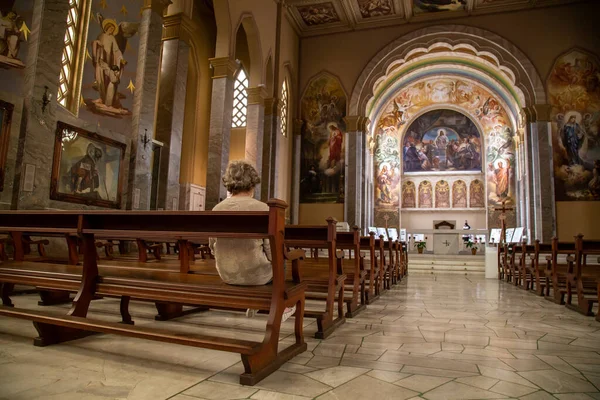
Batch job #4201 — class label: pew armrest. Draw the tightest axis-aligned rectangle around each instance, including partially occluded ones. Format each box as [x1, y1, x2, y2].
[335, 250, 344, 259]
[284, 248, 305, 283]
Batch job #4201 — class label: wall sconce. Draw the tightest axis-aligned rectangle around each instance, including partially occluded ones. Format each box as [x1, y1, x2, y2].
[142, 128, 151, 149]
[41, 86, 51, 113]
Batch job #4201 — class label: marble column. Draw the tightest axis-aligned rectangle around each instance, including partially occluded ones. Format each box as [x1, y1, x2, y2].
[205, 57, 236, 209]
[522, 108, 536, 240]
[344, 116, 368, 228]
[127, 0, 166, 210]
[531, 104, 556, 242]
[12, 0, 69, 209]
[155, 16, 189, 210]
[291, 119, 303, 224]
[245, 86, 268, 199]
[261, 98, 280, 201]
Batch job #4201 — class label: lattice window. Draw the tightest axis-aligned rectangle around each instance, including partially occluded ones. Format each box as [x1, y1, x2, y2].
[57, 0, 89, 113]
[232, 68, 248, 128]
[280, 79, 289, 136]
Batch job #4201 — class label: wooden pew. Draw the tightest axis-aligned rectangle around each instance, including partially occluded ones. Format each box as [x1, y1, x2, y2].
[0, 201, 307, 386]
[518, 241, 536, 290]
[374, 236, 388, 293]
[399, 241, 408, 277]
[546, 237, 575, 305]
[565, 235, 600, 316]
[497, 243, 508, 281]
[335, 227, 367, 317]
[284, 220, 347, 339]
[359, 232, 381, 304]
[528, 241, 553, 296]
[383, 239, 395, 289]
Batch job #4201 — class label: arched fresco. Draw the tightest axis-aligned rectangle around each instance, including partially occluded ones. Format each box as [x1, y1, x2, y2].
[300, 73, 346, 203]
[469, 179, 485, 208]
[548, 49, 600, 201]
[402, 181, 416, 208]
[418, 180, 433, 208]
[453, 180, 467, 208]
[435, 180, 450, 208]
[373, 77, 516, 228]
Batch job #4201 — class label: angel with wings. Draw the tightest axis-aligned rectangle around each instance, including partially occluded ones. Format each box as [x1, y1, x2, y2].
[90, 13, 139, 115]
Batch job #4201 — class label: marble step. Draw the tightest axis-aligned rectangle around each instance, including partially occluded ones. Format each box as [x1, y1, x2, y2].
[408, 254, 485, 274]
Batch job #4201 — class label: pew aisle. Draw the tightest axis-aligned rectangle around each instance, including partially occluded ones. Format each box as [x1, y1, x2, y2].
[1, 274, 599, 399]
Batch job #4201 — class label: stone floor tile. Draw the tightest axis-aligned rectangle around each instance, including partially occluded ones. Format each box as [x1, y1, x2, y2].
[279, 362, 318, 374]
[489, 338, 539, 350]
[441, 342, 464, 352]
[400, 366, 479, 378]
[340, 355, 404, 372]
[519, 370, 598, 393]
[255, 371, 333, 397]
[444, 333, 491, 346]
[535, 355, 583, 376]
[456, 376, 500, 390]
[250, 390, 312, 400]
[554, 394, 597, 400]
[366, 370, 412, 383]
[479, 366, 540, 388]
[399, 342, 442, 355]
[422, 381, 509, 400]
[518, 391, 559, 400]
[380, 352, 479, 373]
[325, 375, 418, 400]
[395, 374, 452, 393]
[502, 359, 554, 371]
[489, 381, 538, 397]
[313, 343, 346, 358]
[183, 381, 258, 400]
[306, 356, 341, 369]
[304, 366, 369, 387]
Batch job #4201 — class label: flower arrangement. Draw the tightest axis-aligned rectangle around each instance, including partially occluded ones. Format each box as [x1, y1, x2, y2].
[466, 239, 479, 254]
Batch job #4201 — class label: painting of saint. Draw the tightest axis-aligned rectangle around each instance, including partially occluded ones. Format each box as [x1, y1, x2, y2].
[0, 3, 29, 69]
[469, 179, 485, 207]
[401, 109, 481, 173]
[549, 50, 600, 201]
[377, 164, 394, 203]
[402, 181, 416, 208]
[300, 73, 346, 203]
[435, 180, 450, 208]
[418, 181, 433, 208]
[488, 159, 510, 200]
[51, 122, 125, 208]
[297, 3, 340, 26]
[452, 180, 467, 207]
[84, 14, 139, 117]
[358, 0, 393, 18]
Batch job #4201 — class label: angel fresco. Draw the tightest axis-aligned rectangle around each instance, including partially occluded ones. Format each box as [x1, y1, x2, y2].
[0, 2, 28, 68]
[86, 13, 139, 117]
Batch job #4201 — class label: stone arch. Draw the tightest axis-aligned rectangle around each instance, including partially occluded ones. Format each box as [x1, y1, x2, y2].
[452, 180, 467, 208]
[233, 14, 263, 87]
[418, 181, 433, 208]
[349, 25, 547, 117]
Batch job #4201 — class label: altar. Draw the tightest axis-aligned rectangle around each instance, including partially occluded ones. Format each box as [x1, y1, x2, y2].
[406, 229, 487, 254]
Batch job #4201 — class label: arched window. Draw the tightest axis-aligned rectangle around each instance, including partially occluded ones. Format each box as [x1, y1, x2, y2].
[57, 0, 90, 113]
[232, 68, 248, 128]
[280, 79, 289, 136]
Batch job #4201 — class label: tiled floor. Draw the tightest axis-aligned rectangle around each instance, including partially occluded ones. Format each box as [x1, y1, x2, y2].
[1, 275, 599, 399]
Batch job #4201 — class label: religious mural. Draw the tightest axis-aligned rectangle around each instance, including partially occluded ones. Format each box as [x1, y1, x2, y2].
[374, 77, 516, 228]
[418, 180, 432, 208]
[452, 180, 467, 207]
[413, 0, 466, 13]
[0, 0, 33, 92]
[548, 49, 600, 201]
[358, 0, 393, 18]
[469, 179, 485, 207]
[403, 109, 482, 173]
[300, 73, 346, 203]
[435, 180, 450, 208]
[401, 180, 416, 208]
[79, 0, 143, 129]
[297, 3, 340, 26]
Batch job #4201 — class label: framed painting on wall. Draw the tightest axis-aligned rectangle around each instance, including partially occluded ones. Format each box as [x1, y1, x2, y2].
[50, 121, 126, 208]
[0, 100, 14, 192]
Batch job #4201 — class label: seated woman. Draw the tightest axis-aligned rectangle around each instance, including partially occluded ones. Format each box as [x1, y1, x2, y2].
[209, 160, 296, 321]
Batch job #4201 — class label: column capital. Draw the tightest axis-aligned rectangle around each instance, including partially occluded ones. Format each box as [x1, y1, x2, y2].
[246, 86, 269, 105]
[293, 119, 303, 136]
[532, 104, 553, 122]
[143, 0, 171, 15]
[264, 97, 280, 116]
[162, 13, 187, 40]
[209, 57, 238, 80]
[343, 115, 369, 132]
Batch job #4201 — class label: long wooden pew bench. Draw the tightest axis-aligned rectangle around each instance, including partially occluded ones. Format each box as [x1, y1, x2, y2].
[359, 232, 382, 304]
[565, 235, 600, 317]
[517, 241, 536, 290]
[497, 243, 508, 281]
[0, 201, 308, 386]
[284, 220, 347, 339]
[546, 237, 576, 305]
[526, 241, 553, 296]
[331, 227, 367, 318]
